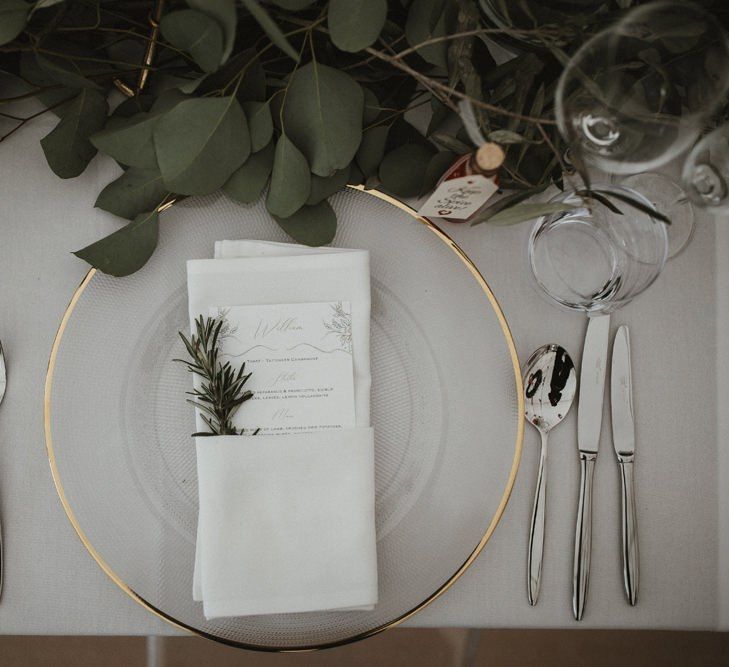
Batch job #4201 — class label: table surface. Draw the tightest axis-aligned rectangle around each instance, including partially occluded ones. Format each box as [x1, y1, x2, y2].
[1, 114, 727, 635]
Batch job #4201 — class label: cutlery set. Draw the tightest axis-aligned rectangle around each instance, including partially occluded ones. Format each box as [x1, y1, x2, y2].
[524, 316, 638, 619]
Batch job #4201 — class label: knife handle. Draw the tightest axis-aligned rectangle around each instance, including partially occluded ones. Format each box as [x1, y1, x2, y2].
[527, 430, 548, 605]
[573, 451, 596, 620]
[618, 455, 638, 605]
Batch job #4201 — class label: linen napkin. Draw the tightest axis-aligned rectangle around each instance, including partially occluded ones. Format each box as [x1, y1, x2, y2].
[187, 240, 377, 618]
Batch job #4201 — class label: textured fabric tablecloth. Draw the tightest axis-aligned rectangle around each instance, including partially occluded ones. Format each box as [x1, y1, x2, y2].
[0, 114, 726, 634]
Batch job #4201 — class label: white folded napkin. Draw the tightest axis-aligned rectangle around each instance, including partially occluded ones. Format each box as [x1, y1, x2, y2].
[187, 240, 377, 618]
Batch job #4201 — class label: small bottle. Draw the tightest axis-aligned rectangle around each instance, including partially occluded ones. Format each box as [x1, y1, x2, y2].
[423, 142, 506, 223]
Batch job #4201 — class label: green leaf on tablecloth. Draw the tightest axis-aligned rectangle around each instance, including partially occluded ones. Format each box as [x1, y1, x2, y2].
[243, 101, 273, 153]
[240, 0, 299, 62]
[0, 0, 29, 46]
[420, 150, 455, 196]
[187, 0, 237, 63]
[379, 142, 435, 197]
[112, 95, 156, 119]
[348, 162, 365, 186]
[469, 185, 547, 225]
[95, 167, 168, 220]
[153, 96, 250, 195]
[356, 125, 389, 177]
[426, 97, 450, 136]
[405, 0, 453, 69]
[40, 88, 108, 179]
[272, 200, 337, 246]
[307, 166, 350, 205]
[283, 62, 364, 177]
[329, 0, 388, 53]
[266, 133, 310, 217]
[159, 10, 224, 74]
[472, 202, 577, 227]
[223, 141, 274, 203]
[74, 209, 159, 277]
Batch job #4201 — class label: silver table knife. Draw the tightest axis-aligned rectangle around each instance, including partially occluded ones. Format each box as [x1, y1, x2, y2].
[0, 341, 5, 600]
[573, 315, 610, 620]
[611, 325, 639, 605]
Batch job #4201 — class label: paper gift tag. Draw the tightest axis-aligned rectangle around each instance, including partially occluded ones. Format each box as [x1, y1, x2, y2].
[418, 174, 499, 220]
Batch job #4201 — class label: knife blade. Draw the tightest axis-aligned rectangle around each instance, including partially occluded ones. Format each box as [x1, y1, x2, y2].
[572, 314, 610, 620]
[611, 325, 639, 605]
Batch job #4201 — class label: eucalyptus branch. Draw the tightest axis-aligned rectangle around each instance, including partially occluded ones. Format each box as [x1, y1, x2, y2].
[174, 316, 257, 437]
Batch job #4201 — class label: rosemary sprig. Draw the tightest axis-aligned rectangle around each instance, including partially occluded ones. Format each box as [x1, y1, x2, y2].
[174, 315, 257, 436]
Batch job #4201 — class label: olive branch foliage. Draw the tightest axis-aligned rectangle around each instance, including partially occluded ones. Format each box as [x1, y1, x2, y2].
[0, 0, 714, 275]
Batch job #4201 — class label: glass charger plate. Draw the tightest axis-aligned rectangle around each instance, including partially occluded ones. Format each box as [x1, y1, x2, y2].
[44, 187, 523, 650]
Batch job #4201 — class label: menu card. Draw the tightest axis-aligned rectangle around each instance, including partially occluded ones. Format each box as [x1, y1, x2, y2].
[211, 302, 356, 434]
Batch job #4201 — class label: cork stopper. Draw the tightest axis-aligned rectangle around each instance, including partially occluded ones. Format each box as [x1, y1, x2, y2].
[474, 142, 505, 172]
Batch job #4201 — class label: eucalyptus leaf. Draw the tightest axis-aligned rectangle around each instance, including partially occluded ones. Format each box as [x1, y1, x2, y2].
[362, 87, 381, 125]
[348, 162, 365, 186]
[272, 200, 337, 246]
[240, 0, 300, 62]
[356, 125, 389, 177]
[95, 167, 168, 220]
[379, 143, 435, 197]
[154, 96, 250, 195]
[243, 101, 273, 152]
[329, 0, 388, 53]
[36, 53, 101, 91]
[266, 133, 310, 217]
[74, 209, 159, 277]
[91, 112, 160, 169]
[223, 141, 274, 203]
[0, 0, 29, 46]
[187, 0, 237, 63]
[420, 150, 455, 196]
[269, 0, 316, 9]
[283, 62, 364, 177]
[196, 48, 266, 101]
[307, 166, 350, 205]
[426, 97, 450, 136]
[159, 10, 224, 74]
[19, 52, 76, 115]
[405, 0, 452, 69]
[471, 202, 577, 227]
[40, 88, 108, 179]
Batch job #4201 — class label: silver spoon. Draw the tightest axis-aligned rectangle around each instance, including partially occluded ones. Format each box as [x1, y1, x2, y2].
[523, 344, 576, 605]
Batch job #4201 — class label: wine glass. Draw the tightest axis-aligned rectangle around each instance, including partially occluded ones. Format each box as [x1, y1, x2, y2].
[528, 185, 668, 314]
[555, 1, 729, 175]
[682, 123, 729, 213]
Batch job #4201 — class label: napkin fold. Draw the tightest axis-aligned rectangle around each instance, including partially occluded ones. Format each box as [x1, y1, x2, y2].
[187, 240, 377, 618]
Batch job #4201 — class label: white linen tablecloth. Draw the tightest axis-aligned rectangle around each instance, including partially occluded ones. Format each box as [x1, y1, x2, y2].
[0, 114, 727, 634]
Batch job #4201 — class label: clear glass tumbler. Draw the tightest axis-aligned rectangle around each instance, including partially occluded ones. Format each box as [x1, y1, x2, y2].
[528, 185, 668, 314]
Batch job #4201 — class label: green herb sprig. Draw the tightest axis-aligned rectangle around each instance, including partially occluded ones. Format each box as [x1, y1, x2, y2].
[175, 315, 257, 436]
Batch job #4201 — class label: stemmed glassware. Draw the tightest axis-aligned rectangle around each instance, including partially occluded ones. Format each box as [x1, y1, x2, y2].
[682, 124, 729, 213]
[552, 1, 729, 262]
[555, 1, 729, 176]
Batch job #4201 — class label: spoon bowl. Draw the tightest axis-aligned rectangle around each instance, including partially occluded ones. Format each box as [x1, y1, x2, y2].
[523, 344, 576, 605]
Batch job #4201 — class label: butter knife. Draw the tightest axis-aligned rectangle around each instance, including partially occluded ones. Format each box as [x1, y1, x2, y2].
[573, 315, 610, 620]
[0, 340, 5, 600]
[611, 325, 638, 605]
